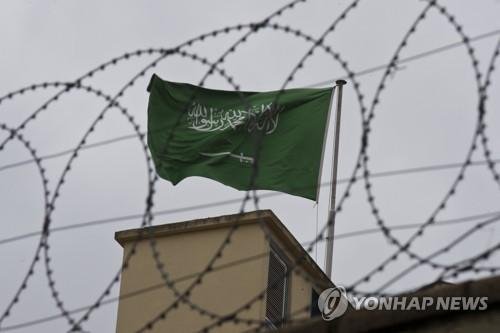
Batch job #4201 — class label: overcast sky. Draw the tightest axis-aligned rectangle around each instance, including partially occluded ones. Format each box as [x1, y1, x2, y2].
[1, 0, 500, 332]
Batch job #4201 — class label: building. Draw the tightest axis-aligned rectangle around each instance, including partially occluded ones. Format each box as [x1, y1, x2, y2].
[276, 275, 500, 333]
[114, 210, 333, 332]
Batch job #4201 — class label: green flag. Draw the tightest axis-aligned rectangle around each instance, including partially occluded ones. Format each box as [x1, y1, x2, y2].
[147, 74, 333, 200]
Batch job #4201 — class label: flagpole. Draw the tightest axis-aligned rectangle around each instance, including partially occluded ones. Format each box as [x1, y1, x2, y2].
[325, 79, 347, 280]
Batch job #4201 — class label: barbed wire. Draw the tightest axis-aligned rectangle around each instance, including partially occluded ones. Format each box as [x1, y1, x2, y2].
[74, 1, 324, 331]
[1, 0, 499, 332]
[1, 27, 498, 175]
[1, 162, 499, 248]
[346, 0, 497, 294]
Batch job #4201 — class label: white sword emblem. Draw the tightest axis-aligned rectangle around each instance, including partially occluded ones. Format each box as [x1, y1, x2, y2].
[199, 151, 254, 164]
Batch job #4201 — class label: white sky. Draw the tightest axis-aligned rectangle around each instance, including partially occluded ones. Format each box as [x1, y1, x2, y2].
[1, 0, 500, 332]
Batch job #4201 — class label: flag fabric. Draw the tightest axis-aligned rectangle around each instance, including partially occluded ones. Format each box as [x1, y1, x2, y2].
[147, 74, 333, 200]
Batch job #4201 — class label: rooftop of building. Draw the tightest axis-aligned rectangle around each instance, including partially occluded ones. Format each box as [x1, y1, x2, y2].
[115, 209, 333, 290]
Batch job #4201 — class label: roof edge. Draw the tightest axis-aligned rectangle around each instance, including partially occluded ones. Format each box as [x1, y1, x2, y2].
[114, 209, 333, 289]
[114, 210, 274, 246]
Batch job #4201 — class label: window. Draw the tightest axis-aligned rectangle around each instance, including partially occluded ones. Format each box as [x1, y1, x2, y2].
[265, 248, 288, 328]
[310, 289, 321, 317]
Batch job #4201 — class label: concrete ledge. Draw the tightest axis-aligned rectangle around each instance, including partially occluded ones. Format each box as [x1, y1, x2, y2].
[115, 210, 272, 245]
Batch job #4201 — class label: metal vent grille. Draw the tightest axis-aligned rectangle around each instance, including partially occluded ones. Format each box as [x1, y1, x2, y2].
[265, 249, 287, 328]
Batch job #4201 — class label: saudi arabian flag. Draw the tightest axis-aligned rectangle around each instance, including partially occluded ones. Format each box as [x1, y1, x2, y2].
[147, 74, 333, 200]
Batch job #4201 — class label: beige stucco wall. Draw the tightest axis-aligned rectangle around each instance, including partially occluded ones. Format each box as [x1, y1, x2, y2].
[288, 270, 313, 321]
[115, 223, 269, 333]
[115, 215, 328, 333]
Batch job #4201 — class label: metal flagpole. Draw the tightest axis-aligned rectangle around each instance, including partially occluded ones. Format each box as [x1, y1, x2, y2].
[325, 79, 347, 280]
